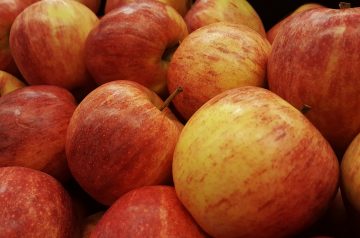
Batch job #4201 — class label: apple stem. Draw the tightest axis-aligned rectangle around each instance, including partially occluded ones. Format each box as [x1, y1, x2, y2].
[301, 104, 311, 114]
[339, 2, 351, 9]
[159, 86, 183, 111]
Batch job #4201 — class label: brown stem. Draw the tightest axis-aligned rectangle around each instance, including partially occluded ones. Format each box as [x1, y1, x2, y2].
[339, 2, 351, 9]
[301, 104, 311, 114]
[159, 86, 183, 111]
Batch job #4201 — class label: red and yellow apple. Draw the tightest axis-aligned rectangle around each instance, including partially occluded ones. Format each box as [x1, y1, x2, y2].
[9, 0, 98, 91]
[167, 22, 271, 120]
[0, 166, 76, 237]
[85, 0, 188, 96]
[185, 0, 266, 37]
[0, 70, 25, 96]
[90, 186, 207, 237]
[66, 80, 183, 205]
[105, 0, 192, 16]
[0, 85, 77, 182]
[267, 6, 360, 155]
[173, 86, 339, 238]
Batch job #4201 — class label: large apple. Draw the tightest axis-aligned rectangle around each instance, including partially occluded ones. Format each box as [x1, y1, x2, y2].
[105, 0, 191, 16]
[267, 6, 360, 155]
[184, 0, 266, 37]
[173, 86, 339, 238]
[85, 0, 188, 96]
[266, 3, 325, 44]
[90, 186, 207, 237]
[167, 22, 271, 120]
[0, 85, 77, 182]
[9, 0, 98, 91]
[0, 70, 25, 96]
[66, 80, 183, 205]
[0, 166, 76, 237]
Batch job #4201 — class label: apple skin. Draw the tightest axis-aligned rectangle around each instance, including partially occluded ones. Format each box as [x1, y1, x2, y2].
[90, 186, 207, 238]
[9, 0, 98, 91]
[167, 22, 271, 120]
[75, 0, 101, 14]
[0, 70, 25, 96]
[0, 85, 77, 182]
[66, 80, 183, 205]
[0, 166, 76, 237]
[184, 0, 266, 37]
[266, 3, 325, 44]
[105, 0, 192, 16]
[173, 86, 339, 238]
[81, 211, 104, 238]
[85, 0, 188, 96]
[267, 8, 360, 155]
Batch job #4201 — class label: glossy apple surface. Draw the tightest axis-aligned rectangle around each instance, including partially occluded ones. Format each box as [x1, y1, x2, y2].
[167, 22, 271, 120]
[0, 85, 77, 182]
[9, 0, 98, 90]
[66, 80, 183, 205]
[0, 166, 76, 237]
[173, 86, 339, 238]
[85, 0, 188, 96]
[90, 186, 207, 238]
[268, 7, 360, 155]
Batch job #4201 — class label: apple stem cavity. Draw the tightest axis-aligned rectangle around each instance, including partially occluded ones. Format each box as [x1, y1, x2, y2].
[301, 104, 312, 114]
[159, 86, 183, 111]
[339, 2, 351, 9]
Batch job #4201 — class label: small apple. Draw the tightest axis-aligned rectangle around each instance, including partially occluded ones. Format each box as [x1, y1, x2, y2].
[9, 0, 98, 91]
[66, 80, 183, 205]
[167, 22, 271, 120]
[0, 85, 77, 182]
[267, 6, 360, 155]
[90, 186, 207, 238]
[173, 86, 339, 238]
[184, 0, 266, 37]
[266, 3, 325, 44]
[0, 70, 25, 96]
[85, 0, 188, 96]
[105, 0, 192, 16]
[0, 166, 76, 237]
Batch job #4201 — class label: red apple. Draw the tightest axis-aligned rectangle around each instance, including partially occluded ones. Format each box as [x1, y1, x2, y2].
[173, 86, 339, 238]
[184, 0, 266, 37]
[105, 0, 191, 16]
[167, 22, 271, 120]
[9, 0, 98, 91]
[90, 186, 207, 238]
[0, 166, 76, 237]
[85, 0, 188, 96]
[0, 70, 25, 96]
[66, 80, 183, 205]
[0, 0, 38, 77]
[0, 85, 77, 182]
[267, 6, 360, 155]
[266, 3, 325, 44]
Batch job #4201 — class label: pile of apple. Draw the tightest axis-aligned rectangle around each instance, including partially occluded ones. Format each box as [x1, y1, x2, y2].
[0, 0, 359, 237]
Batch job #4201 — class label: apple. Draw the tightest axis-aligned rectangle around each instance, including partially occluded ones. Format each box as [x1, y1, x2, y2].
[173, 86, 339, 238]
[9, 0, 98, 91]
[167, 22, 271, 120]
[184, 0, 266, 37]
[0, 70, 25, 96]
[267, 6, 360, 155]
[90, 186, 207, 237]
[81, 211, 104, 238]
[0, 166, 76, 237]
[105, 0, 192, 16]
[266, 3, 325, 44]
[0, 0, 39, 77]
[0, 85, 77, 182]
[66, 80, 183, 205]
[85, 0, 188, 96]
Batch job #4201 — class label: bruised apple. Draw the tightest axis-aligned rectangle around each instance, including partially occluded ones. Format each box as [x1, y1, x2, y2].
[173, 86, 339, 238]
[66, 80, 183, 205]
